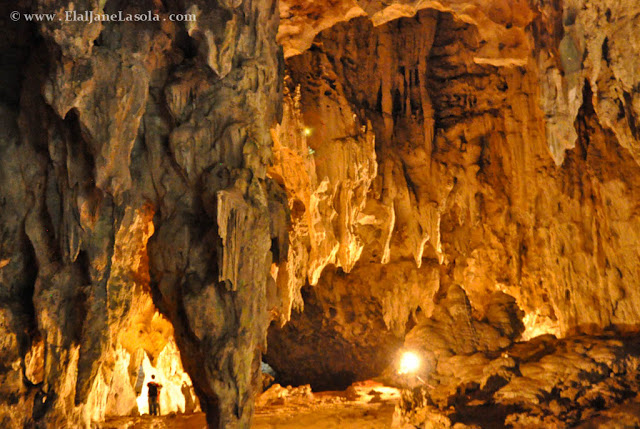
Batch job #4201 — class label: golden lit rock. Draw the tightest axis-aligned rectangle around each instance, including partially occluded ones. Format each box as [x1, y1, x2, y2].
[1, 0, 640, 427]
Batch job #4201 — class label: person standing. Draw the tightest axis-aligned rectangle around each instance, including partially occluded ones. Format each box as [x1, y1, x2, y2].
[147, 375, 162, 416]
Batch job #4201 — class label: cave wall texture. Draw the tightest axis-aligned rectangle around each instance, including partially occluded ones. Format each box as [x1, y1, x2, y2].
[0, 0, 285, 427]
[265, 0, 640, 389]
[0, 0, 639, 428]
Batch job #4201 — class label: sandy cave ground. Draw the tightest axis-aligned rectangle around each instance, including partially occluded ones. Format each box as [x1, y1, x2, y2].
[99, 381, 400, 429]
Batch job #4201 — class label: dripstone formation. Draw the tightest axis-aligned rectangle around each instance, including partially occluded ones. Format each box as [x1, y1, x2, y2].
[1, 0, 640, 427]
[266, 0, 640, 408]
[1, 0, 284, 427]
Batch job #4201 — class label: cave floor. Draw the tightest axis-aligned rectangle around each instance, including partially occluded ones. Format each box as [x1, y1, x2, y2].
[99, 381, 399, 429]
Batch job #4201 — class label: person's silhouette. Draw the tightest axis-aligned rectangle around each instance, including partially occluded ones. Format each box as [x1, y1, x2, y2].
[147, 375, 162, 416]
[181, 381, 196, 413]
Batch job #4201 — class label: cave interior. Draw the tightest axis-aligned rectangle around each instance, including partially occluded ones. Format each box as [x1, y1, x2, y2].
[1, 0, 640, 428]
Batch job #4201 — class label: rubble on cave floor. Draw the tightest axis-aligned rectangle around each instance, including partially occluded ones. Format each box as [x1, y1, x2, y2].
[388, 285, 640, 428]
[90, 333, 640, 429]
[395, 333, 640, 429]
[99, 381, 400, 428]
[98, 286, 640, 429]
[253, 381, 400, 428]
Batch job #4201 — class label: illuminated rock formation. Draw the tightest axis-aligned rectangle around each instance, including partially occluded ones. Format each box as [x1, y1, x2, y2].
[0, 0, 639, 427]
[266, 0, 640, 396]
[395, 333, 640, 428]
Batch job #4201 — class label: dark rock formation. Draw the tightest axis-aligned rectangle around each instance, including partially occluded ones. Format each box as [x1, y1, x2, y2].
[267, 267, 408, 390]
[0, 0, 284, 427]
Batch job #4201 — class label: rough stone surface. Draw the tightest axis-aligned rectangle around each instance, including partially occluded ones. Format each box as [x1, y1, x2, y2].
[0, 0, 283, 427]
[395, 333, 640, 428]
[266, 0, 640, 391]
[1, 0, 640, 427]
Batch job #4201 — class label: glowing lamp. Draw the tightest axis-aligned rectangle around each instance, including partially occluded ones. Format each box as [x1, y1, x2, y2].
[398, 351, 421, 375]
[303, 127, 312, 136]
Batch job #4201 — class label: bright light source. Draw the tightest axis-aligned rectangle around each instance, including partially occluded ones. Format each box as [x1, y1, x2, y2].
[398, 351, 421, 375]
[303, 127, 312, 136]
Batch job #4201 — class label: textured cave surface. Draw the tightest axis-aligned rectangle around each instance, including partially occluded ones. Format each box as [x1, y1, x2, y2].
[266, 0, 640, 395]
[0, 0, 284, 427]
[1, 0, 640, 428]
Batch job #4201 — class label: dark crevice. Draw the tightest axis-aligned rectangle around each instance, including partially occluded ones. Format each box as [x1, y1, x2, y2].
[18, 234, 39, 342]
[623, 91, 640, 140]
[601, 37, 610, 66]
[70, 250, 91, 344]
